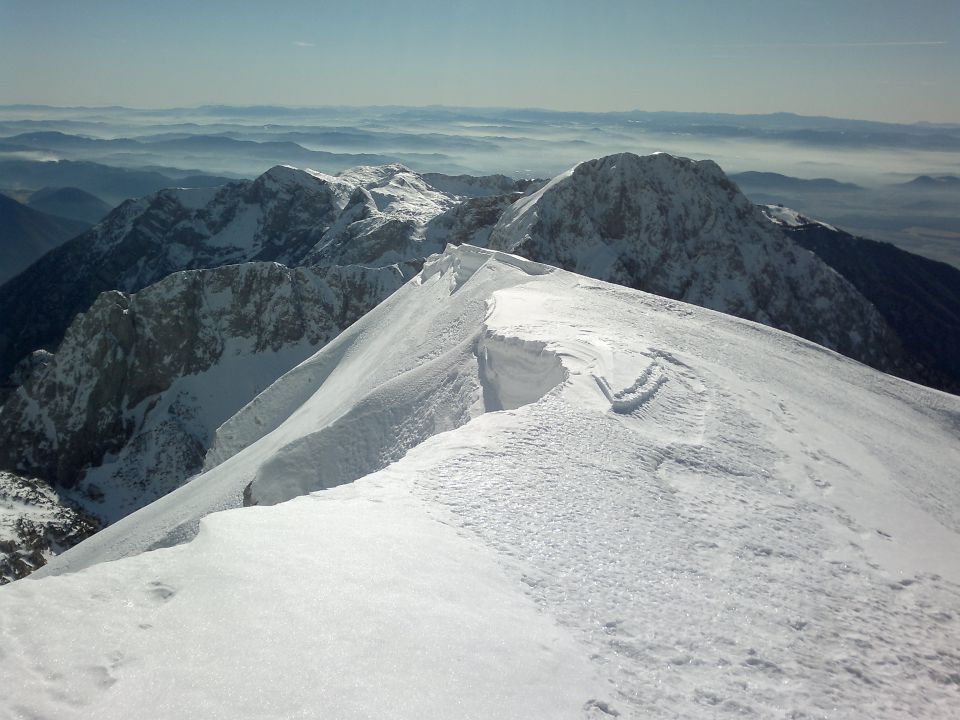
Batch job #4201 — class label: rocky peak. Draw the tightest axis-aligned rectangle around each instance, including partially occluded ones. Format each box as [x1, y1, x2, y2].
[0, 163, 460, 385]
[488, 152, 904, 370]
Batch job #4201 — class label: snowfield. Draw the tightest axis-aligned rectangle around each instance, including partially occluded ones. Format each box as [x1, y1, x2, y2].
[1, 245, 959, 718]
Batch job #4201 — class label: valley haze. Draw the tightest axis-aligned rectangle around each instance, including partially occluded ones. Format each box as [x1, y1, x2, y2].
[2, 103, 960, 267]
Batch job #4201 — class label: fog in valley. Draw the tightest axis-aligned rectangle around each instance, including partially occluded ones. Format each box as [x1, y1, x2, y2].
[2, 103, 959, 267]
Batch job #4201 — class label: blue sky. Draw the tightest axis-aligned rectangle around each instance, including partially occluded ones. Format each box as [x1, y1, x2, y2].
[1, 0, 957, 122]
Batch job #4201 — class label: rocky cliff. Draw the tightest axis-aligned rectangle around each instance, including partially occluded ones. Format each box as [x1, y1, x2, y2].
[488, 152, 904, 370]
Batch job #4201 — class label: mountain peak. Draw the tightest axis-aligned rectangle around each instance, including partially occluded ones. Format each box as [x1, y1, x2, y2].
[902, 174, 960, 188]
[256, 164, 338, 189]
[336, 162, 417, 189]
[489, 151, 898, 368]
[573, 151, 727, 184]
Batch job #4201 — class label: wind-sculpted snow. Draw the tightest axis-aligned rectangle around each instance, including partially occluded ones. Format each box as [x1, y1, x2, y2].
[488, 152, 904, 372]
[28, 246, 554, 562]
[5, 245, 958, 719]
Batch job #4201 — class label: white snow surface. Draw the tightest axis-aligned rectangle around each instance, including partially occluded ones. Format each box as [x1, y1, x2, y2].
[3, 245, 960, 718]
[762, 204, 838, 232]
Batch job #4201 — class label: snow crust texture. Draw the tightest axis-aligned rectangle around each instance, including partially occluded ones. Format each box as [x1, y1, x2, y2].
[6, 246, 958, 719]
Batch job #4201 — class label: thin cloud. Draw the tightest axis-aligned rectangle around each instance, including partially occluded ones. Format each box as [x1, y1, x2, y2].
[292, 40, 315, 48]
[712, 41, 947, 48]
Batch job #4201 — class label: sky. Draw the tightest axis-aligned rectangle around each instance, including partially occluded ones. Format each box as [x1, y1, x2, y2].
[1, 0, 958, 123]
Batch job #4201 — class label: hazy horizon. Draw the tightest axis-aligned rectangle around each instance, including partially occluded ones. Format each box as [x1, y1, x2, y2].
[3, 102, 960, 128]
[2, 0, 958, 124]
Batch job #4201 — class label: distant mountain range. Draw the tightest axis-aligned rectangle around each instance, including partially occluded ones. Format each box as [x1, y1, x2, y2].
[0, 159, 234, 206]
[899, 174, 960, 188]
[0, 130, 468, 178]
[731, 171, 863, 192]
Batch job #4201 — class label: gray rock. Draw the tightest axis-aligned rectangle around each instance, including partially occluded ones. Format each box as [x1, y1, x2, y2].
[0, 471, 99, 584]
[489, 152, 904, 371]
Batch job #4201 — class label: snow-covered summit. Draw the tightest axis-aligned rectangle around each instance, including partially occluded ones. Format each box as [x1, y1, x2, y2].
[300, 163, 460, 267]
[6, 244, 959, 718]
[489, 152, 902, 370]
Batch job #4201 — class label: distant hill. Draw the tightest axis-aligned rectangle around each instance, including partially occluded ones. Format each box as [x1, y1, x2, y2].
[0, 159, 230, 206]
[27, 187, 112, 225]
[900, 175, 960, 188]
[0, 194, 88, 285]
[731, 171, 862, 192]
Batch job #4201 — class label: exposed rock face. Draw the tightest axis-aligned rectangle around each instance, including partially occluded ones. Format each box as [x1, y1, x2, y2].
[424, 193, 524, 248]
[421, 172, 544, 198]
[762, 205, 960, 394]
[0, 471, 99, 583]
[488, 152, 903, 371]
[0, 262, 405, 521]
[0, 164, 461, 385]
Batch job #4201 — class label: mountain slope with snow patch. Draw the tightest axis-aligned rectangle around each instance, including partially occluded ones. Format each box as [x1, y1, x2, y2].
[0, 163, 463, 384]
[762, 203, 960, 393]
[0, 261, 405, 525]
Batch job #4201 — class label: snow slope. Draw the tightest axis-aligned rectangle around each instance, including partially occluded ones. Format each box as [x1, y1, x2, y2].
[5, 245, 959, 718]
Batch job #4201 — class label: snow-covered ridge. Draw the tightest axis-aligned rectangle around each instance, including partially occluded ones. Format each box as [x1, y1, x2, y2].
[0, 152, 948, 574]
[7, 244, 959, 718]
[0, 164, 537, 539]
[421, 171, 544, 198]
